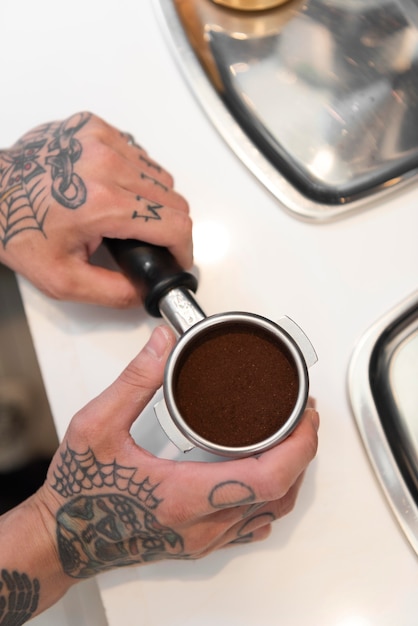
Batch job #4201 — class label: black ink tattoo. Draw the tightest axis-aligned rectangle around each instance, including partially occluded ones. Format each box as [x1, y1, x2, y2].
[0, 569, 40, 625]
[52, 446, 184, 578]
[243, 502, 265, 518]
[52, 446, 161, 507]
[57, 493, 184, 577]
[51, 446, 261, 578]
[132, 196, 163, 221]
[0, 112, 90, 247]
[121, 132, 143, 150]
[208, 481, 256, 509]
[230, 512, 275, 545]
[46, 114, 88, 209]
[140, 171, 168, 191]
[139, 154, 161, 173]
[0, 141, 49, 247]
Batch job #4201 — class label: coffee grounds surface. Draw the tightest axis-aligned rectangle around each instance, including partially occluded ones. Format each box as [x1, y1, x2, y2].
[173, 322, 299, 447]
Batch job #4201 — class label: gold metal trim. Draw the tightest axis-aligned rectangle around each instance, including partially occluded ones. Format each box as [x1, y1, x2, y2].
[211, 0, 291, 10]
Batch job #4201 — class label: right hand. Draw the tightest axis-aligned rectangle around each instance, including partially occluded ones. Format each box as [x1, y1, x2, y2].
[36, 325, 319, 577]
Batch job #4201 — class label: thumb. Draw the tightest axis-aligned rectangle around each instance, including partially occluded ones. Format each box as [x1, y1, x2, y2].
[84, 325, 177, 435]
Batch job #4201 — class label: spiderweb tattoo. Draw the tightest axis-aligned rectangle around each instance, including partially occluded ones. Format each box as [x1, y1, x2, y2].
[51, 446, 184, 578]
[0, 112, 90, 247]
[52, 445, 161, 508]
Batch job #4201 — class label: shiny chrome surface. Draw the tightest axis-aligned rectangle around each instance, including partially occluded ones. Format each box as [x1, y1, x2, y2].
[349, 291, 418, 555]
[156, 0, 418, 220]
[159, 287, 206, 335]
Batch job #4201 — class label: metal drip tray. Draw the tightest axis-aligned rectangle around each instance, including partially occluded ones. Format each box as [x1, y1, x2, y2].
[349, 291, 418, 555]
[157, 0, 418, 220]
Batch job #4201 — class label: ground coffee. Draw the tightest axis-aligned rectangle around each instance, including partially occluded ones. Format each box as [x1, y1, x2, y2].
[173, 321, 299, 447]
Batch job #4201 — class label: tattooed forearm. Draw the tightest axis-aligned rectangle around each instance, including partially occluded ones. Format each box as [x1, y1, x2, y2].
[0, 569, 40, 626]
[0, 112, 90, 248]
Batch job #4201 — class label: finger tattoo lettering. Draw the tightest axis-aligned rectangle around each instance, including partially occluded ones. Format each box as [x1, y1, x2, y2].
[132, 196, 163, 221]
[140, 171, 168, 191]
[139, 154, 161, 173]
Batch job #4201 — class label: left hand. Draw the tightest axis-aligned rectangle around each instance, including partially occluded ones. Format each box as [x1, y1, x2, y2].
[0, 111, 193, 307]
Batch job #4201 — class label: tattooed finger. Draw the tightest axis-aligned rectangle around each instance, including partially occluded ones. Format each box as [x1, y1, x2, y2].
[137, 153, 174, 189]
[242, 502, 266, 519]
[228, 522, 273, 546]
[123, 132, 144, 151]
[139, 171, 169, 193]
[132, 174, 188, 214]
[208, 481, 256, 510]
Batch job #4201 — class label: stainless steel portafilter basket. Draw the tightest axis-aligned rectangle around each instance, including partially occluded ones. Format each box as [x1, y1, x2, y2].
[106, 239, 317, 458]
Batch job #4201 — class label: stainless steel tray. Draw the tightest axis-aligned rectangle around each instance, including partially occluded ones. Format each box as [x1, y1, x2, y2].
[156, 0, 418, 220]
[349, 291, 418, 554]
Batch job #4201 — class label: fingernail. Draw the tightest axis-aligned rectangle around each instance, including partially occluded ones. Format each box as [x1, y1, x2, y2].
[310, 409, 320, 432]
[145, 326, 171, 360]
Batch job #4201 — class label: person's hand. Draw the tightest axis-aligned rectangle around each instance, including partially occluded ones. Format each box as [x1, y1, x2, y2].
[0, 112, 193, 307]
[0, 325, 318, 621]
[36, 325, 319, 579]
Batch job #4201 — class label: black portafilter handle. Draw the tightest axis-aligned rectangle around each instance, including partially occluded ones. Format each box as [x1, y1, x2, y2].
[104, 238, 198, 317]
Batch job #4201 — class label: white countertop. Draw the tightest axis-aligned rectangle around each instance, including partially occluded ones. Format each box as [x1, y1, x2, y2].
[2, 1, 417, 624]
